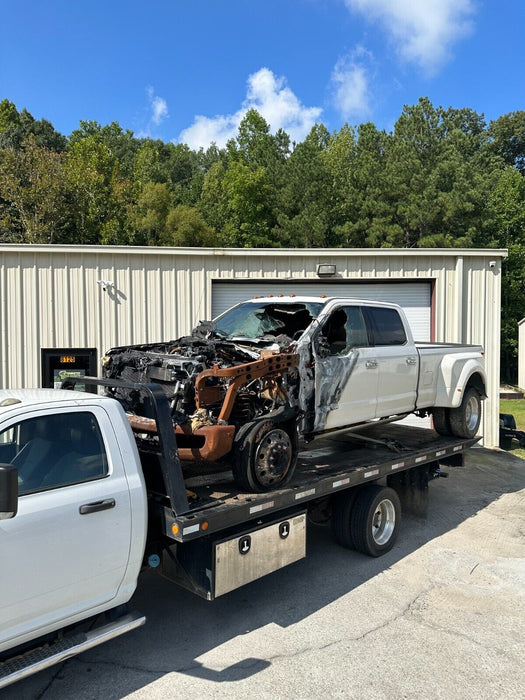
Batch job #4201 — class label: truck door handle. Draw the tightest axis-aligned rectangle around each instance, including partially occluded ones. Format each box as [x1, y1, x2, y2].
[79, 498, 116, 515]
[406, 357, 417, 366]
[365, 360, 378, 369]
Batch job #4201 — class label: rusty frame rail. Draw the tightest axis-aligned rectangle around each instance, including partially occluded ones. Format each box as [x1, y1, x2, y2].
[195, 351, 299, 423]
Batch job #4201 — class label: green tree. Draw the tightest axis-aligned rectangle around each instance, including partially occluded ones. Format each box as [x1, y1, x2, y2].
[276, 124, 332, 247]
[131, 181, 171, 245]
[133, 141, 167, 187]
[69, 120, 139, 177]
[325, 122, 400, 247]
[198, 161, 229, 233]
[160, 205, 215, 246]
[222, 161, 276, 247]
[65, 136, 122, 244]
[487, 167, 525, 380]
[0, 136, 68, 242]
[489, 111, 525, 174]
[382, 99, 498, 248]
[0, 100, 66, 151]
[232, 109, 289, 169]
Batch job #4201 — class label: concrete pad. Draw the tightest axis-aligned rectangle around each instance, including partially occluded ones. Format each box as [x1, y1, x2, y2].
[5, 447, 524, 700]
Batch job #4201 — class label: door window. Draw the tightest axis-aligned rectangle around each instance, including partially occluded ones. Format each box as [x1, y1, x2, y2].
[1, 412, 108, 495]
[366, 307, 407, 346]
[321, 306, 369, 355]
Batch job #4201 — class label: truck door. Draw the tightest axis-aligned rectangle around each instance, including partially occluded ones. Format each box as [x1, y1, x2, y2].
[0, 407, 132, 645]
[312, 305, 379, 431]
[363, 306, 419, 416]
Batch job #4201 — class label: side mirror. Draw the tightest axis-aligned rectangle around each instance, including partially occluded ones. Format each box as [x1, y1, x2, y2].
[0, 464, 18, 520]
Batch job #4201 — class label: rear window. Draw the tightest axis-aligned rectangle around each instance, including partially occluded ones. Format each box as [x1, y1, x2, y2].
[366, 307, 407, 346]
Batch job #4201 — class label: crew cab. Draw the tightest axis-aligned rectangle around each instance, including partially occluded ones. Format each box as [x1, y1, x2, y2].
[103, 297, 486, 491]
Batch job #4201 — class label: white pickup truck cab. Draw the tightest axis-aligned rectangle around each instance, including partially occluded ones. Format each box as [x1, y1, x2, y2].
[0, 390, 147, 670]
[280, 297, 486, 437]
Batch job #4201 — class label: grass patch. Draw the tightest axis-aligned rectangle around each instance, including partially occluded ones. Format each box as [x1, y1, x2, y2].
[500, 398, 525, 459]
[500, 399, 525, 430]
[509, 447, 525, 459]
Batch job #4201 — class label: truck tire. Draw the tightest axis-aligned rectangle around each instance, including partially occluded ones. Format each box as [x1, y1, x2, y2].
[449, 387, 482, 439]
[232, 420, 298, 493]
[331, 490, 357, 549]
[350, 485, 401, 557]
[432, 407, 451, 435]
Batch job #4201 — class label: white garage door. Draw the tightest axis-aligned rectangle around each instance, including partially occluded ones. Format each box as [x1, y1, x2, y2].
[212, 281, 432, 341]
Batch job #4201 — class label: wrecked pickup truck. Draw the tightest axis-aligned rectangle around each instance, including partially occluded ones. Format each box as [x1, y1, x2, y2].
[102, 296, 486, 492]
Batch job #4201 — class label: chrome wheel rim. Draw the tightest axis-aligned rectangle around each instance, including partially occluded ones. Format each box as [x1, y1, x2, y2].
[372, 499, 396, 545]
[465, 394, 480, 433]
[254, 428, 292, 486]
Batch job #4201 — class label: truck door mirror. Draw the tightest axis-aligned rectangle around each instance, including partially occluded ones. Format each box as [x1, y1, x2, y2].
[0, 464, 18, 519]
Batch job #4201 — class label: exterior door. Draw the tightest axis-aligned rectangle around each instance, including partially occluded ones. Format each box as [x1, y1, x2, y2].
[0, 407, 132, 646]
[363, 306, 419, 417]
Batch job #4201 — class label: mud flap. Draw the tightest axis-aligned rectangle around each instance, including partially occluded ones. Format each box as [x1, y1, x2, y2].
[387, 464, 431, 518]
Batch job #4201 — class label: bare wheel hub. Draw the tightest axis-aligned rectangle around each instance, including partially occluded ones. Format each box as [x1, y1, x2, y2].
[371, 499, 396, 545]
[254, 428, 292, 486]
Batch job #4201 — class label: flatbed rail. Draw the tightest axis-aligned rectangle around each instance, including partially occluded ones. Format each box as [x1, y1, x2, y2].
[164, 426, 478, 542]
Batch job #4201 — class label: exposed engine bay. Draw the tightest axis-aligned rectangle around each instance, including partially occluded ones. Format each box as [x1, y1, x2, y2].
[101, 306, 315, 463]
[104, 323, 297, 428]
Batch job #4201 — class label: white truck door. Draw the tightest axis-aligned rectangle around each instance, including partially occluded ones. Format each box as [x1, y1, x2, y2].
[313, 305, 379, 431]
[363, 306, 419, 417]
[0, 407, 132, 645]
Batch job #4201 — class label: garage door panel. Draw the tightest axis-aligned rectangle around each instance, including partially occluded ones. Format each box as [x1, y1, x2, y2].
[212, 282, 431, 341]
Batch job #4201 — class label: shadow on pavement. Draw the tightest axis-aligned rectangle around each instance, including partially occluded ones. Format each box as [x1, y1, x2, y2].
[7, 447, 524, 699]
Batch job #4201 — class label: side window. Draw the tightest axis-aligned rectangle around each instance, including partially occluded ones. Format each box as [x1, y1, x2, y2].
[366, 307, 407, 346]
[343, 306, 369, 348]
[0, 411, 108, 495]
[321, 306, 369, 355]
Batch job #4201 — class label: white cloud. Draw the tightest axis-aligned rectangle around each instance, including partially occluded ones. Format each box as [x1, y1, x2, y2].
[344, 0, 475, 75]
[137, 87, 169, 136]
[151, 96, 168, 126]
[179, 68, 322, 149]
[330, 51, 372, 120]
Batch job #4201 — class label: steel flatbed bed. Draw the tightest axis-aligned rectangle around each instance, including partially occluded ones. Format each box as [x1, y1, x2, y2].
[165, 425, 478, 542]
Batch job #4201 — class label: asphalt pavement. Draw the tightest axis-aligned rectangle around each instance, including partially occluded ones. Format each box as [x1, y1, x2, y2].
[4, 446, 524, 700]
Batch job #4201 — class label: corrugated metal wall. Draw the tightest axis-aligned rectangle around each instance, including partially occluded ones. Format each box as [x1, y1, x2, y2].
[0, 245, 506, 446]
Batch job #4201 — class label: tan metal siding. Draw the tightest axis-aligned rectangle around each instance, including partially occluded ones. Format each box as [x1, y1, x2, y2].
[0, 245, 506, 446]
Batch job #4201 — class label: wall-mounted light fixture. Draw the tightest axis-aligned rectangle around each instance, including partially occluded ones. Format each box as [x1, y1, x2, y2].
[316, 263, 337, 277]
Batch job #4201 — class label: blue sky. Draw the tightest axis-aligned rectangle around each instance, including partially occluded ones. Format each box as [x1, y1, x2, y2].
[1, 1, 523, 149]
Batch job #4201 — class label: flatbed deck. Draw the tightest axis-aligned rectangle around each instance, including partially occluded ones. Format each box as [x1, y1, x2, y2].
[165, 425, 478, 542]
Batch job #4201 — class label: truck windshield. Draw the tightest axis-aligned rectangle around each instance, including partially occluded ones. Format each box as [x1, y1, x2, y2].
[214, 301, 324, 340]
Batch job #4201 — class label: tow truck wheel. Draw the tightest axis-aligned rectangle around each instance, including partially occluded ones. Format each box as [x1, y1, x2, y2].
[331, 490, 357, 549]
[449, 387, 482, 439]
[432, 407, 451, 435]
[232, 420, 298, 493]
[350, 485, 401, 557]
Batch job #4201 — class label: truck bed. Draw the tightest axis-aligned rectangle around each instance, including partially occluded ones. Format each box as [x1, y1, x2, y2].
[165, 425, 478, 542]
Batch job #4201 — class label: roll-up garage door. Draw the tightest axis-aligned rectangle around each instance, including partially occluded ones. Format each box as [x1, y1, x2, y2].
[211, 281, 432, 341]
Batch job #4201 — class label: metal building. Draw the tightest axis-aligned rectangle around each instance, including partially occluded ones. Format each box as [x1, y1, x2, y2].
[0, 244, 507, 446]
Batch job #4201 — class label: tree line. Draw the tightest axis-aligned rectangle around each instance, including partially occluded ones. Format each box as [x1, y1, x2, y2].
[0, 97, 524, 379]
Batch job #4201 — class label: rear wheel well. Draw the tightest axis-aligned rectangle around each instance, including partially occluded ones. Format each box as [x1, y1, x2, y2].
[466, 372, 486, 398]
